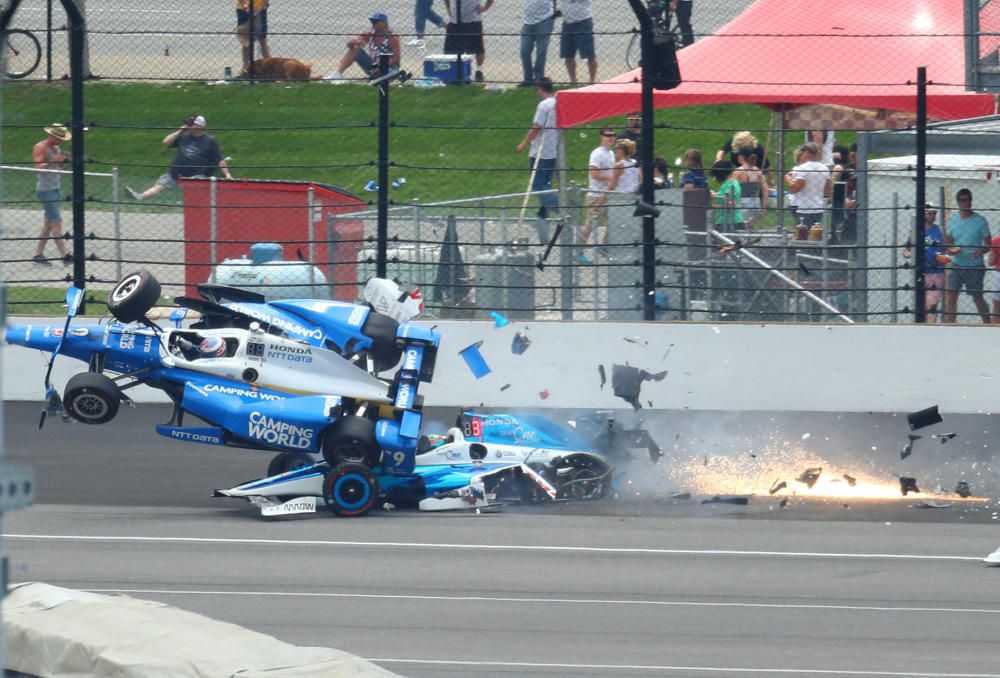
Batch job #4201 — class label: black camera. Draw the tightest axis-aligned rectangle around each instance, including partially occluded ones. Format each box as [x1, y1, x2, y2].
[184, 116, 196, 126]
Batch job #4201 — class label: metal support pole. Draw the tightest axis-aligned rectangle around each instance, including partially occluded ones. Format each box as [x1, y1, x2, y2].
[112, 167, 122, 281]
[209, 177, 218, 269]
[376, 51, 390, 278]
[914, 66, 928, 323]
[307, 185, 316, 295]
[46, 0, 52, 81]
[65, 0, 86, 306]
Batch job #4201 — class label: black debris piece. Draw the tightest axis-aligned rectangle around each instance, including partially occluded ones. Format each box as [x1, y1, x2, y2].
[900, 442, 913, 460]
[778, 497, 789, 509]
[670, 492, 691, 500]
[899, 476, 920, 496]
[798, 261, 812, 277]
[955, 480, 972, 498]
[623, 336, 648, 346]
[907, 405, 942, 431]
[907, 433, 922, 442]
[598, 364, 607, 389]
[703, 454, 708, 466]
[500, 383, 511, 392]
[843, 474, 857, 487]
[796, 467, 823, 489]
[611, 364, 668, 410]
[701, 496, 749, 506]
[647, 400, 654, 408]
[768, 479, 787, 495]
[511, 331, 531, 355]
[937, 432, 957, 443]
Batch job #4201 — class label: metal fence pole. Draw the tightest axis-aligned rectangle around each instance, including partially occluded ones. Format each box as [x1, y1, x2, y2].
[112, 167, 122, 281]
[307, 184, 315, 295]
[890, 192, 899, 323]
[210, 177, 218, 269]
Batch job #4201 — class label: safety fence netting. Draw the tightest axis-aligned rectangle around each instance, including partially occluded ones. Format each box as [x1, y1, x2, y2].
[2, 0, 998, 323]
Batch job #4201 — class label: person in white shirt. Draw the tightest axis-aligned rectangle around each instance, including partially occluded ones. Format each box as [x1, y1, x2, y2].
[520, 0, 555, 85]
[785, 142, 830, 227]
[516, 77, 559, 243]
[560, 0, 597, 84]
[579, 126, 616, 256]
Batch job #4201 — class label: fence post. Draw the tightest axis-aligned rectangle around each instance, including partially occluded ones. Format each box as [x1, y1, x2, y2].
[112, 167, 122, 282]
[209, 177, 218, 269]
[307, 184, 315, 295]
[890, 192, 899, 323]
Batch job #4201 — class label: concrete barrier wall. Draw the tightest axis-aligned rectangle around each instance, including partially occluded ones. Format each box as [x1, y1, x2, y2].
[4, 317, 996, 414]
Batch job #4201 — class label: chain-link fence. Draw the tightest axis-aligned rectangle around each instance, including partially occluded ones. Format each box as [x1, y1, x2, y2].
[2, 0, 998, 324]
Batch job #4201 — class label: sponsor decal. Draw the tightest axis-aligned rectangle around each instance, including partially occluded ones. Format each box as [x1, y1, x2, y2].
[227, 304, 324, 340]
[70, 328, 89, 337]
[248, 411, 315, 449]
[445, 450, 464, 460]
[169, 429, 223, 444]
[118, 331, 135, 350]
[347, 306, 366, 327]
[265, 343, 313, 364]
[402, 347, 420, 371]
[469, 484, 486, 503]
[261, 496, 317, 517]
[395, 380, 413, 408]
[203, 383, 284, 401]
[323, 396, 340, 416]
[142, 335, 154, 353]
[52, 328, 63, 337]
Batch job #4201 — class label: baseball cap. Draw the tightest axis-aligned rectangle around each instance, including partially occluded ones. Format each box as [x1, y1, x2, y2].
[192, 115, 206, 127]
[925, 202, 937, 210]
[370, 11, 388, 21]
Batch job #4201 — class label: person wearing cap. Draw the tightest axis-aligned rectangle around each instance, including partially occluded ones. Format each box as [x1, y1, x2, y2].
[784, 142, 830, 228]
[32, 123, 73, 265]
[324, 12, 401, 83]
[903, 204, 947, 322]
[443, 0, 493, 83]
[616, 112, 642, 156]
[126, 115, 232, 201]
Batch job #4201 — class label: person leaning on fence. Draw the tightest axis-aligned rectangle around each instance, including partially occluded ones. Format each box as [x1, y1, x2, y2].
[784, 142, 829, 228]
[578, 126, 616, 262]
[902, 204, 947, 322]
[126, 115, 233, 202]
[443, 0, 493, 83]
[943, 187, 991, 324]
[710, 159, 743, 231]
[324, 11, 401, 83]
[236, 0, 271, 77]
[516, 77, 559, 245]
[32, 123, 72, 266]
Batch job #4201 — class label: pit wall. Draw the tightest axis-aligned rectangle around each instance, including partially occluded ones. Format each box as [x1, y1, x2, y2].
[3, 318, 994, 415]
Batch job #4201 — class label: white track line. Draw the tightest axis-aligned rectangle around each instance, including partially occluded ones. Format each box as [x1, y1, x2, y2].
[2, 534, 985, 561]
[84, 587, 1000, 615]
[368, 659, 1000, 677]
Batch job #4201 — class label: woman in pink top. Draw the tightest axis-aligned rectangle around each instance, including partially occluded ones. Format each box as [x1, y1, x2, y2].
[987, 233, 1000, 322]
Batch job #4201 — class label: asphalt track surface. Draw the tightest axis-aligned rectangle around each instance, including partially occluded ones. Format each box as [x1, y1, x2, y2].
[4, 402, 1000, 677]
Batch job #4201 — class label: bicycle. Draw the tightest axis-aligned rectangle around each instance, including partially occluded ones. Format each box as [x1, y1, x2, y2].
[625, 0, 682, 70]
[4, 28, 42, 79]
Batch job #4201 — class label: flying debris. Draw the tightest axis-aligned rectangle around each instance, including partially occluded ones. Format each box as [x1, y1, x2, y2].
[955, 481, 972, 498]
[778, 497, 789, 509]
[611, 364, 668, 410]
[597, 365, 607, 389]
[936, 432, 957, 443]
[768, 479, 787, 495]
[701, 496, 749, 506]
[843, 474, 857, 487]
[796, 467, 822, 489]
[899, 476, 920, 496]
[906, 405, 942, 431]
[511, 331, 531, 355]
[900, 441, 913, 460]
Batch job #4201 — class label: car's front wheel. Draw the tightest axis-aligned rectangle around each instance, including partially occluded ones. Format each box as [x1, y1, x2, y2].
[266, 451, 316, 477]
[322, 463, 379, 517]
[321, 416, 379, 468]
[63, 372, 122, 425]
[107, 270, 161, 323]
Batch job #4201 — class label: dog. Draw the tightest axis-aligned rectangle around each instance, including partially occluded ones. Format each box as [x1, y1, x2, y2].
[251, 57, 314, 81]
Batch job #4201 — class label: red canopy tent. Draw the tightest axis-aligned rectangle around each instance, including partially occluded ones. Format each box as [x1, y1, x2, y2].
[556, 0, 997, 128]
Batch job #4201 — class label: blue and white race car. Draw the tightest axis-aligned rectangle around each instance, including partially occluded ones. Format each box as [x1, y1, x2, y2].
[4, 272, 439, 476]
[215, 411, 618, 517]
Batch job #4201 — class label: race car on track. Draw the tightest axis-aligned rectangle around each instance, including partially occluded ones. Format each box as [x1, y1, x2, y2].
[215, 411, 618, 517]
[4, 272, 439, 475]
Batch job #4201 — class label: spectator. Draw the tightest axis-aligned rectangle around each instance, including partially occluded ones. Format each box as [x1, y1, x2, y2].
[733, 145, 767, 228]
[943, 187, 991, 324]
[669, 0, 694, 47]
[412, 0, 445, 46]
[579, 126, 616, 257]
[903, 204, 947, 322]
[444, 0, 493, 83]
[125, 115, 233, 201]
[716, 130, 767, 170]
[784, 142, 830, 227]
[32, 123, 72, 265]
[561, 0, 597, 85]
[679, 148, 708, 190]
[520, 0, 555, 86]
[652, 156, 673, 189]
[617, 111, 642, 155]
[608, 138, 639, 194]
[806, 128, 835, 166]
[710, 159, 743, 231]
[989, 226, 1000, 323]
[236, 0, 271, 77]
[324, 12, 401, 83]
[516, 77, 559, 243]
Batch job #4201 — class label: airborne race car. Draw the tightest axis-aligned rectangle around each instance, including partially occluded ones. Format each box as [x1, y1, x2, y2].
[4, 272, 439, 487]
[215, 411, 618, 517]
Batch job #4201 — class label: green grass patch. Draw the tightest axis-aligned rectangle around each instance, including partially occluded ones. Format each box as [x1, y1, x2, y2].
[1, 80, 779, 206]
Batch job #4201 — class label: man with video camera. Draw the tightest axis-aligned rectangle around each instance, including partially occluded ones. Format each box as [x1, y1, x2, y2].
[126, 115, 233, 201]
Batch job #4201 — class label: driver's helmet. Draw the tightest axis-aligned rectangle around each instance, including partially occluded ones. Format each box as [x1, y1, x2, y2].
[198, 335, 227, 358]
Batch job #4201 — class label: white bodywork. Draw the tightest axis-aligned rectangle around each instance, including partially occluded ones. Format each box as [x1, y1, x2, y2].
[363, 278, 424, 324]
[161, 327, 392, 403]
[414, 427, 572, 467]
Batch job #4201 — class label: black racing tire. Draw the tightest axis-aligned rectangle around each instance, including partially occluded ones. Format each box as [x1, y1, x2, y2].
[63, 372, 122, 425]
[322, 463, 379, 517]
[266, 451, 316, 477]
[107, 270, 161, 323]
[361, 311, 401, 372]
[321, 416, 379, 468]
[554, 454, 613, 501]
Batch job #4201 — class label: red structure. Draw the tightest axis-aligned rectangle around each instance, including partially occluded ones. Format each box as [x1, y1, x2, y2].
[180, 179, 367, 301]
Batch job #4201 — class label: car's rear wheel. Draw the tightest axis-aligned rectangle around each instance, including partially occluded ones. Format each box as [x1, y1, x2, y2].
[107, 270, 161, 323]
[63, 372, 122, 425]
[554, 455, 612, 501]
[322, 463, 379, 517]
[361, 312, 401, 372]
[321, 416, 379, 468]
[266, 451, 315, 477]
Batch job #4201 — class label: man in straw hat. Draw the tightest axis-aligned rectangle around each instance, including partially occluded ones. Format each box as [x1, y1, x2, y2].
[32, 123, 72, 265]
[126, 115, 232, 201]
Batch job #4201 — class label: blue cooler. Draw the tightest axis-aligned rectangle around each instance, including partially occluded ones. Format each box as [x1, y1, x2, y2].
[423, 53, 472, 83]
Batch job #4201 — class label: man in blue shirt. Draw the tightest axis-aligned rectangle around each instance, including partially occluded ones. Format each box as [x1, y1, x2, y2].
[944, 188, 992, 323]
